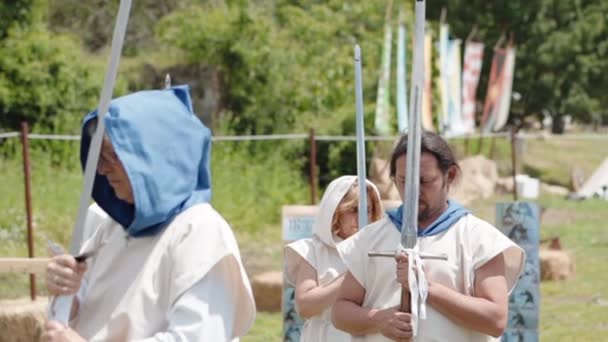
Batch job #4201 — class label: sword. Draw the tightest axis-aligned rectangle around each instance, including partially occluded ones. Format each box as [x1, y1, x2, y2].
[48, 0, 133, 325]
[354, 45, 368, 227]
[366, 0, 437, 337]
[400, 0, 426, 314]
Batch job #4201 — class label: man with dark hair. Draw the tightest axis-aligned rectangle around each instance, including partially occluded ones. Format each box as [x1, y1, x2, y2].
[332, 131, 525, 342]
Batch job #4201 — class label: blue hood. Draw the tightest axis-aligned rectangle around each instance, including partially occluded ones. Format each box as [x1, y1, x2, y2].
[80, 85, 212, 237]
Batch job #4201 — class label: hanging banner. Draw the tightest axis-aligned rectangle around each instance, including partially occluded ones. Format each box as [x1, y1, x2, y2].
[461, 41, 485, 133]
[437, 23, 449, 133]
[446, 38, 463, 135]
[422, 30, 434, 132]
[493, 47, 516, 131]
[375, 14, 393, 136]
[396, 14, 409, 133]
[480, 48, 507, 132]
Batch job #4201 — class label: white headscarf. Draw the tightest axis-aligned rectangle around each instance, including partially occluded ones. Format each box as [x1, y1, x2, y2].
[284, 176, 382, 286]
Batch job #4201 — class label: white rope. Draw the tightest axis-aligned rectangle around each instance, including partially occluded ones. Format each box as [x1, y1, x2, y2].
[1, 131, 606, 142]
[403, 246, 428, 337]
[212, 133, 307, 141]
[28, 134, 80, 140]
[0, 132, 19, 139]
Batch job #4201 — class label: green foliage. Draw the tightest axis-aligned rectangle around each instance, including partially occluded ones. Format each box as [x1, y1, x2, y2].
[156, 1, 409, 182]
[211, 140, 309, 232]
[0, 0, 46, 39]
[0, 27, 127, 133]
[47, 0, 198, 55]
[157, 1, 400, 135]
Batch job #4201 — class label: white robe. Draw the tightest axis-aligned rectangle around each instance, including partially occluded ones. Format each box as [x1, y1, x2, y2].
[284, 176, 382, 342]
[71, 203, 255, 341]
[338, 214, 525, 342]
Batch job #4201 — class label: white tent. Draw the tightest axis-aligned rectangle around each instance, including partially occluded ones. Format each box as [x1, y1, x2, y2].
[574, 157, 608, 200]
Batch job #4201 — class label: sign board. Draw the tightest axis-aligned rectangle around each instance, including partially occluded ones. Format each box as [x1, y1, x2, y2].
[282, 205, 317, 341]
[496, 202, 540, 342]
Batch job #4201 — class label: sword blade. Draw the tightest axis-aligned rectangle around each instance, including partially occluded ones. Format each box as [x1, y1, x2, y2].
[401, 0, 425, 250]
[49, 0, 133, 325]
[354, 45, 368, 228]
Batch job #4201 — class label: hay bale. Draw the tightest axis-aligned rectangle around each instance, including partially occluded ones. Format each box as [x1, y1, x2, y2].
[541, 183, 570, 197]
[251, 271, 283, 312]
[450, 155, 498, 205]
[0, 298, 47, 342]
[540, 249, 575, 281]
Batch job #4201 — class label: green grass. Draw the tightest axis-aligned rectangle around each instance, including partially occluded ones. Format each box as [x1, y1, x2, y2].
[242, 312, 282, 342]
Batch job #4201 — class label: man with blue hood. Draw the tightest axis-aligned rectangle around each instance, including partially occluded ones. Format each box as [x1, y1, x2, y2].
[43, 86, 256, 341]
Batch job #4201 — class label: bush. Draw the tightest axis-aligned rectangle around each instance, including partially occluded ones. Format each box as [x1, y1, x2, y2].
[211, 139, 309, 233]
[0, 26, 128, 135]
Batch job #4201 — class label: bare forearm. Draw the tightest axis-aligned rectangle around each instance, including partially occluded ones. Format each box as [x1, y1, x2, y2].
[331, 300, 379, 336]
[427, 282, 506, 337]
[297, 276, 343, 318]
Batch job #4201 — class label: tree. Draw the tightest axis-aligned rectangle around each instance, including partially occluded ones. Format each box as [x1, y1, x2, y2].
[47, 0, 196, 55]
[428, 0, 608, 132]
[0, 0, 45, 40]
[0, 27, 127, 132]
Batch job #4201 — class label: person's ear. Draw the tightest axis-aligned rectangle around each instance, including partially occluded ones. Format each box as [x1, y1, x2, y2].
[445, 165, 458, 190]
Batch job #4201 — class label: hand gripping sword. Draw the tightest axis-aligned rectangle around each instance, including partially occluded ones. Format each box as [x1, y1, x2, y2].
[48, 0, 133, 325]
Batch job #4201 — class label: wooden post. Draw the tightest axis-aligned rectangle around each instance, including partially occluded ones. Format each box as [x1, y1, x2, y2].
[20, 122, 36, 300]
[510, 128, 519, 201]
[489, 136, 497, 160]
[477, 131, 484, 155]
[309, 129, 317, 204]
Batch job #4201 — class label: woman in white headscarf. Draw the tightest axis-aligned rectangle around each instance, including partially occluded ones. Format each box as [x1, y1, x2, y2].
[284, 176, 383, 342]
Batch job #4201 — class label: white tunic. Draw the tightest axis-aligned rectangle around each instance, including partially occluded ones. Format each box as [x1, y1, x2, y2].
[338, 214, 525, 342]
[284, 176, 382, 342]
[71, 203, 255, 341]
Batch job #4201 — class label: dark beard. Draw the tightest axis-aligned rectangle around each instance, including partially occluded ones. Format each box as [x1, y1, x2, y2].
[418, 209, 431, 223]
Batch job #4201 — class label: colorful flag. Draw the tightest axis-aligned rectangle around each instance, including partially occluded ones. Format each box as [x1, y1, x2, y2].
[375, 16, 393, 136]
[480, 48, 507, 132]
[396, 13, 408, 133]
[493, 47, 516, 131]
[461, 41, 484, 133]
[446, 39, 463, 135]
[422, 30, 434, 131]
[437, 23, 449, 133]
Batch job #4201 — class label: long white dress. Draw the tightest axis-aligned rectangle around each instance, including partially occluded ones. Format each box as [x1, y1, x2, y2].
[284, 176, 382, 342]
[338, 214, 525, 342]
[70, 203, 255, 341]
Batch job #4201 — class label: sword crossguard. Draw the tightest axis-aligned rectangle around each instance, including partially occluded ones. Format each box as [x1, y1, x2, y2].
[367, 250, 448, 261]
